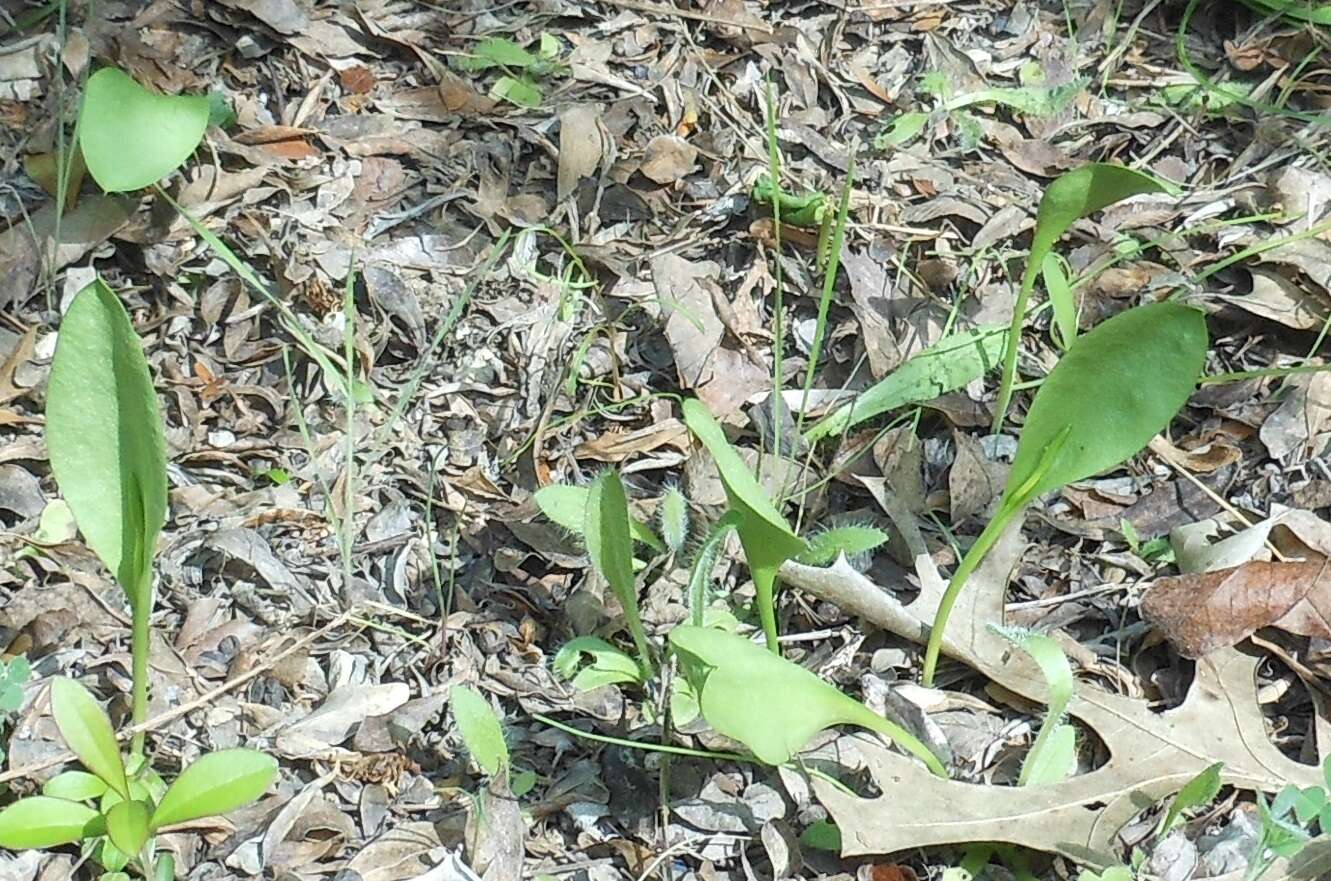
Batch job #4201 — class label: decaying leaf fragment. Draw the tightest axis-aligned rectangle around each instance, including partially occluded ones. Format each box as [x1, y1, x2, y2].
[1142, 559, 1331, 658]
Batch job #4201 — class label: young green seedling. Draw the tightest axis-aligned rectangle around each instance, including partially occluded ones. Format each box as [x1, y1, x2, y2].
[682, 400, 808, 652]
[992, 164, 1180, 432]
[25, 280, 278, 879]
[669, 625, 947, 777]
[0, 678, 275, 880]
[686, 512, 741, 627]
[451, 686, 510, 784]
[922, 302, 1208, 685]
[584, 472, 656, 677]
[1158, 761, 1223, 838]
[798, 523, 889, 567]
[996, 629, 1076, 786]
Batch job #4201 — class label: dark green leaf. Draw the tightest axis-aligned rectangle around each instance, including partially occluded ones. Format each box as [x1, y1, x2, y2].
[799, 820, 842, 852]
[79, 68, 210, 192]
[0, 796, 100, 849]
[46, 279, 167, 606]
[50, 678, 128, 798]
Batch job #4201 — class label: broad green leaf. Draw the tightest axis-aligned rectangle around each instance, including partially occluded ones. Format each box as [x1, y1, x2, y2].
[150, 749, 277, 829]
[47, 279, 167, 606]
[1160, 762, 1223, 836]
[451, 685, 508, 780]
[51, 678, 128, 798]
[806, 327, 1006, 441]
[658, 486, 690, 553]
[997, 631, 1076, 787]
[79, 68, 210, 192]
[1244, 0, 1331, 23]
[993, 164, 1180, 429]
[584, 472, 654, 674]
[44, 770, 110, 801]
[669, 626, 945, 776]
[876, 111, 929, 149]
[1042, 253, 1076, 349]
[490, 76, 542, 108]
[533, 483, 663, 551]
[0, 796, 101, 849]
[1004, 302, 1207, 505]
[682, 400, 807, 650]
[105, 799, 150, 856]
[457, 37, 537, 71]
[553, 637, 644, 690]
[687, 512, 740, 626]
[1293, 786, 1328, 826]
[798, 525, 889, 566]
[799, 820, 842, 852]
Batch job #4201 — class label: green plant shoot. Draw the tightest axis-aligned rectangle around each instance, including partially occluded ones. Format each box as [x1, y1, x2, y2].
[79, 68, 210, 193]
[553, 637, 645, 690]
[995, 629, 1076, 786]
[682, 400, 807, 652]
[992, 164, 1179, 432]
[1159, 762, 1223, 837]
[922, 302, 1207, 685]
[46, 280, 168, 751]
[670, 626, 947, 776]
[451, 685, 509, 783]
[584, 471, 656, 676]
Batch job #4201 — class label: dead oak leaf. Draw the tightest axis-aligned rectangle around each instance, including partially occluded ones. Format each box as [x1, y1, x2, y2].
[1142, 558, 1331, 658]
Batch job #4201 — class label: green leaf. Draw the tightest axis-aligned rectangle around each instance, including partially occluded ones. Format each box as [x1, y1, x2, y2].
[682, 400, 808, 651]
[1042, 253, 1076, 349]
[79, 68, 210, 192]
[997, 631, 1076, 787]
[1160, 761, 1222, 837]
[806, 327, 1006, 441]
[534, 483, 663, 551]
[490, 75, 542, 108]
[669, 626, 946, 776]
[1293, 786, 1328, 826]
[457, 37, 537, 71]
[50, 678, 128, 798]
[451, 685, 508, 780]
[658, 486, 690, 554]
[994, 163, 1180, 430]
[0, 796, 101, 849]
[105, 799, 151, 856]
[687, 512, 740, 626]
[1244, 0, 1331, 24]
[150, 749, 277, 829]
[43, 770, 111, 801]
[511, 768, 537, 797]
[46, 279, 168, 605]
[799, 819, 842, 852]
[584, 472, 655, 675]
[553, 637, 645, 690]
[798, 525, 889, 566]
[876, 111, 929, 149]
[1004, 302, 1207, 505]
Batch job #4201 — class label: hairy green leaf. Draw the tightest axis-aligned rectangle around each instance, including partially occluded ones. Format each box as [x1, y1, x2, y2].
[0, 796, 101, 849]
[585, 471, 654, 674]
[47, 279, 167, 606]
[799, 525, 889, 566]
[451, 685, 508, 780]
[79, 68, 210, 192]
[150, 749, 277, 829]
[669, 626, 945, 775]
[50, 678, 128, 798]
[658, 486, 690, 553]
[687, 512, 740, 626]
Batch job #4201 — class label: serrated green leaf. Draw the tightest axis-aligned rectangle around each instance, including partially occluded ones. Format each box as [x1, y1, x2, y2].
[0, 796, 101, 849]
[47, 279, 167, 608]
[79, 68, 210, 192]
[43, 770, 111, 801]
[51, 678, 128, 798]
[798, 525, 889, 566]
[105, 799, 150, 856]
[585, 472, 654, 675]
[669, 626, 945, 775]
[451, 685, 508, 780]
[150, 749, 277, 829]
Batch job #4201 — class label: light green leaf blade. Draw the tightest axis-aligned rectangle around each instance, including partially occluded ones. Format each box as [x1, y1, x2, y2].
[43, 770, 111, 801]
[0, 796, 101, 849]
[799, 525, 889, 566]
[806, 327, 1006, 441]
[1005, 302, 1207, 504]
[585, 472, 654, 674]
[491, 76, 542, 108]
[683, 400, 807, 649]
[553, 637, 644, 690]
[105, 799, 151, 856]
[46, 279, 168, 604]
[1000, 632, 1076, 787]
[458, 37, 537, 71]
[1042, 254, 1076, 349]
[658, 486, 690, 553]
[1160, 761, 1222, 836]
[451, 685, 508, 779]
[669, 626, 945, 776]
[534, 483, 663, 550]
[687, 511, 740, 626]
[1020, 723, 1076, 786]
[50, 678, 128, 798]
[79, 68, 210, 192]
[150, 749, 277, 829]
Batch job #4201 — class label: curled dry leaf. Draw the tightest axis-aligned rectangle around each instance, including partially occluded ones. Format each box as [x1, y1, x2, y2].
[1142, 558, 1331, 658]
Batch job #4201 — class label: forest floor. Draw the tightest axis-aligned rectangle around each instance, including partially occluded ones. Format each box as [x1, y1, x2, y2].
[5, 1, 1331, 880]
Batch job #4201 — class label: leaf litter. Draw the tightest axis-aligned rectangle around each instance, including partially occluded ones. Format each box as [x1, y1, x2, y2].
[3, 1, 1331, 881]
